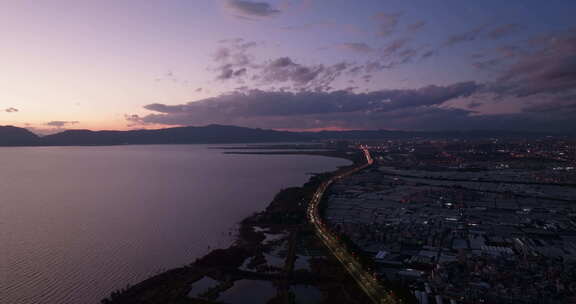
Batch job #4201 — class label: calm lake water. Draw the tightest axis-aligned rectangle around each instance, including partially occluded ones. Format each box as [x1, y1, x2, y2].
[0, 145, 350, 304]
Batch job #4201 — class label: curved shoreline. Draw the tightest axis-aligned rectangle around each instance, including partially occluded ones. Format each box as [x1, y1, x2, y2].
[101, 150, 368, 304]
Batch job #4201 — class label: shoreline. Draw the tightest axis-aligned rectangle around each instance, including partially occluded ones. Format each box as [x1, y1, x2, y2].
[101, 149, 369, 304]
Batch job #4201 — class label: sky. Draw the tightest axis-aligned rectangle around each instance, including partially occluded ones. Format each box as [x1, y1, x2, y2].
[1, 0, 575, 134]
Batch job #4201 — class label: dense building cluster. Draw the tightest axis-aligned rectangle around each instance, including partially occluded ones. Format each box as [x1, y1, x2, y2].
[324, 139, 576, 304]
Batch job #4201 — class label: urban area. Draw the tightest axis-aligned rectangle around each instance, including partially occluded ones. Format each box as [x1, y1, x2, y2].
[323, 138, 576, 304]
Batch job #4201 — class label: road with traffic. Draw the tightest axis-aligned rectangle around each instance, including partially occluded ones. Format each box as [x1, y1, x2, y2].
[307, 146, 400, 304]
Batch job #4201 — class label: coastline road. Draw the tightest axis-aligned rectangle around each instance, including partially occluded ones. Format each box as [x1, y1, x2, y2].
[307, 146, 399, 304]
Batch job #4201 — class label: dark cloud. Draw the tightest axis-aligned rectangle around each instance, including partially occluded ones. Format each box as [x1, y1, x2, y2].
[373, 12, 402, 36]
[144, 103, 187, 113]
[421, 50, 435, 59]
[496, 45, 523, 58]
[398, 48, 418, 63]
[382, 107, 576, 133]
[338, 42, 375, 53]
[279, 22, 366, 35]
[473, 58, 501, 70]
[127, 75, 576, 132]
[233, 68, 247, 77]
[361, 74, 372, 83]
[523, 95, 576, 113]
[125, 114, 143, 127]
[407, 21, 426, 32]
[341, 38, 426, 70]
[4, 107, 18, 113]
[361, 61, 391, 73]
[261, 57, 321, 85]
[216, 64, 235, 80]
[382, 38, 409, 57]
[279, 22, 335, 31]
[470, 52, 486, 59]
[216, 65, 247, 80]
[213, 48, 231, 61]
[496, 33, 576, 96]
[488, 24, 519, 39]
[146, 25, 574, 133]
[211, 37, 426, 89]
[467, 101, 483, 109]
[212, 39, 259, 81]
[258, 57, 351, 90]
[372, 82, 480, 111]
[130, 82, 480, 129]
[225, 0, 280, 17]
[45, 121, 79, 127]
[468, 46, 522, 72]
[446, 26, 485, 46]
[445, 24, 517, 48]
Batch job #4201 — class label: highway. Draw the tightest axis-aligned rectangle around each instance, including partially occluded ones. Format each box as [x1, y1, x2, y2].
[307, 146, 400, 304]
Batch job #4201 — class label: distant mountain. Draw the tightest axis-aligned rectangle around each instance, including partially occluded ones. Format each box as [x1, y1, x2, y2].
[39, 124, 308, 146]
[0, 126, 40, 146]
[0, 124, 571, 147]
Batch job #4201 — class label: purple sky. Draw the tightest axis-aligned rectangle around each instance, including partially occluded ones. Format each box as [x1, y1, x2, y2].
[2, 0, 575, 133]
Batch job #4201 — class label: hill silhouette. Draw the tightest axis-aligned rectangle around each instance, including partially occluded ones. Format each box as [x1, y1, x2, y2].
[0, 124, 570, 147]
[0, 126, 40, 146]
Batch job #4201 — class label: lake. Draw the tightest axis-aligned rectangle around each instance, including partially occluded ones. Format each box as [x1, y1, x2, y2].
[0, 145, 350, 304]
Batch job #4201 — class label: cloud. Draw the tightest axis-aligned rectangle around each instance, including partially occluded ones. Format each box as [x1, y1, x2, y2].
[473, 58, 502, 70]
[129, 82, 480, 129]
[496, 33, 576, 96]
[128, 73, 576, 132]
[4, 107, 18, 113]
[338, 42, 375, 53]
[467, 101, 483, 109]
[446, 26, 485, 46]
[258, 58, 353, 90]
[210, 38, 426, 90]
[397, 47, 418, 63]
[373, 12, 402, 36]
[143, 103, 187, 113]
[216, 64, 235, 80]
[262, 57, 318, 83]
[382, 38, 409, 57]
[381, 107, 576, 133]
[523, 95, 576, 113]
[468, 46, 523, 73]
[213, 47, 231, 61]
[488, 24, 519, 39]
[421, 50, 435, 59]
[135, 27, 576, 133]
[361, 61, 390, 73]
[407, 21, 426, 32]
[280, 22, 333, 31]
[45, 121, 79, 127]
[124, 114, 144, 127]
[211, 37, 435, 90]
[225, 0, 280, 17]
[211, 45, 357, 90]
[212, 39, 259, 81]
[339, 38, 424, 70]
[445, 24, 518, 47]
[216, 65, 247, 80]
[496, 45, 523, 58]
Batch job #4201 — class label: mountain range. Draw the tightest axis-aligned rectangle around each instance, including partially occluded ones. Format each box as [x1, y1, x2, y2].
[0, 124, 571, 146]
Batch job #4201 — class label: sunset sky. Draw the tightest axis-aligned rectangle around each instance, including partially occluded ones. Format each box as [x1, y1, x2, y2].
[2, 0, 575, 134]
